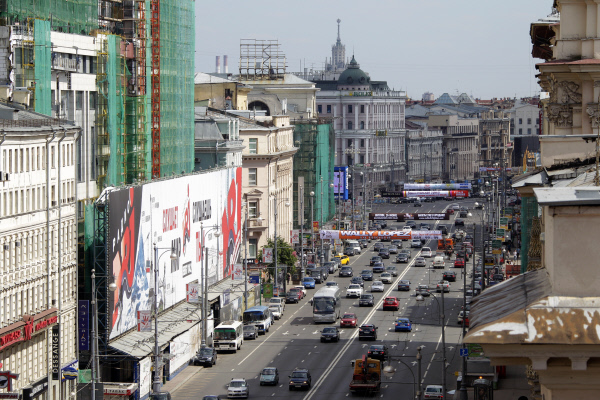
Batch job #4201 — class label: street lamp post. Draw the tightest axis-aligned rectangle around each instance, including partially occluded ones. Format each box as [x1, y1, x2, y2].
[300, 185, 305, 279]
[416, 291, 446, 399]
[199, 224, 221, 348]
[310, 191, 315, 257]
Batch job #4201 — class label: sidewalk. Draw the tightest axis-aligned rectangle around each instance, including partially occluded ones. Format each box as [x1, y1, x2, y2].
[160, 364, 204, 394]
[452, 365, 531, 400]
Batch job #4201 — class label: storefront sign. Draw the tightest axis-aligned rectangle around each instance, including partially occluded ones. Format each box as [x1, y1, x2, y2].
[78, 300, 90, 351]
[51, 326, 60, 380]
[22, 376, 48, 400]
[0, 371, 19, 392]
[0, 310, 58, 351]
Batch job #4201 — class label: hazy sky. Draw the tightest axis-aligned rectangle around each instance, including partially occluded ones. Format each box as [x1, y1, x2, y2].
[195, 1, 553, 100]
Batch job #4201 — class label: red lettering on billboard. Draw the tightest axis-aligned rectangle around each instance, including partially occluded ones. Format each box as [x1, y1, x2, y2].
[162, 206, 178, 232]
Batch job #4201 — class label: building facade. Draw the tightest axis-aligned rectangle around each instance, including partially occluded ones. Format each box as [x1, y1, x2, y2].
[0, 108, 79, 400]
[405, 121, 443, 183]
[479, 110, 513, 169]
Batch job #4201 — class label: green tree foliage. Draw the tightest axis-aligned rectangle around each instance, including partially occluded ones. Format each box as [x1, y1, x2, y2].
[257, 236, 298, 282]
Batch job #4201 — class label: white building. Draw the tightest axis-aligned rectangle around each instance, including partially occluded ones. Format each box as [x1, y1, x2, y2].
[509, 103, 540, 136]
[405, 121, 443, 182]
[0, 106, 79, 399]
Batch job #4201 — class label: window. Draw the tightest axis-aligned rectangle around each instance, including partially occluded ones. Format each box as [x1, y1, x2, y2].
[527, 118, 532, 125]
[249, 201, 258, 218]
[518, 118, 522, 124]
[89, 92, 97, 110]
[519, 128, 522, 134]
[249, 239, 258, 258]
[360, 105, 365, 113]
[249, 138, 258, 154]
[536, 118, 539, 125]
[76, 91, 84, 110]
[348, 105, 353, 113]
[347, 139, 352, 147]
[248, 168, 257, 186]
[360, 121, 365, 129]
[347, 155, 353, 165]
[326, 105, 331, 113]
[51, 146, 55, 169]
[347, 121, 353, 130]
[360, 139, 365, 147]
[527, 128, 532, 134]
[359, 154, 365, 164]
[317, 105, 322, 114]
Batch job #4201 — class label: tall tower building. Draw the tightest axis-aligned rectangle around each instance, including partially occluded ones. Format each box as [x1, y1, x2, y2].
[326, 19, 347, 71]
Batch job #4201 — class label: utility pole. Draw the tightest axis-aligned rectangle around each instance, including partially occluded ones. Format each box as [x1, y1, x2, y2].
[417, 346, 422, 400]
[300, 185, 305, 279]
[274, 194, 279, 296]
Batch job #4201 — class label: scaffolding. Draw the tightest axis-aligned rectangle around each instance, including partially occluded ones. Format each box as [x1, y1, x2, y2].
[33, 19, 51, 115]
[239, 39, 287, 80]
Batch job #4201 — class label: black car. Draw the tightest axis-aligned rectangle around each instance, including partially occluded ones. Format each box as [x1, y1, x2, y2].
[286, 291, 300, 304]
[289, 368, 311, 390]
[367, 344, 388, 361]
[439, 225, 448, 235]
[397, 280, 411, 291]
[243, 325, 258, 340]
[351, 276, 364, 287]
[373, 242, 385, 251]
[320, 327, 340, 342]
[385, 266, 398, 276]
[358, 324, 378, 340]
[420, 223, 431, 230]
[396, 253, 409, 263]
[455, 218, 465, 226]
[406, 221, 417, 228]
[370, 256, 382, 266]
[361, 270, 374, 281]
[391, 239, 402, 248]
[459, 211, 468, 218]
[414, 202, 422, 207]
[378, 248, 390, 259]
[443, 271, 457, 282]
[344, 247, 356, 256]
[191, 347, 217, 367]
[339, 266, 353, 277]
[359, 294, 375, 307]
[372, 262, 385, 273]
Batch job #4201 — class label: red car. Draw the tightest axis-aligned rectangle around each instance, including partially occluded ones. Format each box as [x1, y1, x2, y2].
[447, 209, 455, 214]
[382, 297, 399, 311]
[454, 258, 465, 268]
[340, 312, 358, 328]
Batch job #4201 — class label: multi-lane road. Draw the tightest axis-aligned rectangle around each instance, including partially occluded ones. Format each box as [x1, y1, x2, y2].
[172, 198, 485, 400]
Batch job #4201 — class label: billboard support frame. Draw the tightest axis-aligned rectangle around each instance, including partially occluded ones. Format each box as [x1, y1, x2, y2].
[93, 191, 110, 354]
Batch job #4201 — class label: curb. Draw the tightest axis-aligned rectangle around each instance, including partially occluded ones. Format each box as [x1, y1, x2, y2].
[165, 366, 204, 394]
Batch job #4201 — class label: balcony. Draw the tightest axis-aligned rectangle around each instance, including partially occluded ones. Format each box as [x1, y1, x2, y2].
[249, 219, 264, 228]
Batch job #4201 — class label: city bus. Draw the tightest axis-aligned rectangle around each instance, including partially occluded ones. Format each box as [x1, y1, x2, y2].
[213, 320, 244, 352]
[242, 305, 273, 334]
[312, 286, 342, 323]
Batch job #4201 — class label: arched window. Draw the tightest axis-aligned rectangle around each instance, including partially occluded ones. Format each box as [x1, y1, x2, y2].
[347, 121, 353, 130]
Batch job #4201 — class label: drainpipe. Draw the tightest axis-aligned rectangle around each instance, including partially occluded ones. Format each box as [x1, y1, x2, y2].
[46, 127, 56, 395]
[56, 127, 66, 394]
[73, 127, 81, 377]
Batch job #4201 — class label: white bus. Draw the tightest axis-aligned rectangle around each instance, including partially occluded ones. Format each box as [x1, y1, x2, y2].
[243, 306, 273, 334]
[213, 320, 244, 352]
[312, 287, 342, 323]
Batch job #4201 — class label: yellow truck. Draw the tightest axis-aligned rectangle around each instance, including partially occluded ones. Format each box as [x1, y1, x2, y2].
[349, 355, 382, 394]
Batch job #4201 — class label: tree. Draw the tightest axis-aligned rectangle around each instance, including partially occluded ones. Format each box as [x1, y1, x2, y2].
[257, 236, 298, 282]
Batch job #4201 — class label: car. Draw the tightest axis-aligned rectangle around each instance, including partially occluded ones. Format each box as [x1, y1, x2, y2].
[340, 312, 358, 328]
[455, 218, 465, 226]
[402, 225, 412, 231]
[414, 257, 427, 267]
[358, 239, 369, 248]
[433, 255, 445, 269]
[397, 280, 411, 291]
[289, 368, 311, 390]
[414, 201, 422, 207]
[382, 296, 399, 311]
[260, 367, 279, 386]
[370, 256, 382, 266]
[391, 239, 402, 248]
[372, 262, 385, 273]
[351, 276, 364, 287]
[450, 204, 460, 210]
[361, 269, 374, 281]
[380, 272, 393, 284]
[344, 247, 357, 256]
[324, 262, 337, 274]
[269, 296, 285, 312]
[359, 293, 375, 307]
[454, 258, 465, 268]
[203, 396, 220, 400]
[286, 291, 301, 303]
[388, 245, 399, 254]
[191, 346, 217, 367]
[457, 310, 470, 325]
[493, 273, 505, 282]
[371, 281, 385, 292]
[421, 247, 433, 257]
[320, 326, 341, 342]
[420, 223, 431, 230]
[411, 239, 422, 248]
[442, 271, 456, 282]
[373, 242, 385, 251]
[339, 266, 353, 277]
[243, 325, 258, 340]
[406, 220, 417, 228]
[325, 281, 338, 287]
[346, 284, 363, 298]
[227, 378, 249, 398]
[439, 225, 449, 235]
[416, 284, 430, 297]
[269, 304, 282, 320]
[367, 344, 389, 361]
[294, 285, 307, 297]
[436, 280, 450, 293]
[447, 208, 454, 214]
[396, 253, 409, 263]
[334, 254, 350, 265]
[475, 203, 483, 209]
[394, 317, 412, 332]
[459, 210, 468, 218]
[358, 324, 378, 340]
[378, 248, 390, 259]
[424, 385, 444, 399]
[400, 249, 412, 258]
[302, 277, 316, 289]
[385, 266, 398, 276]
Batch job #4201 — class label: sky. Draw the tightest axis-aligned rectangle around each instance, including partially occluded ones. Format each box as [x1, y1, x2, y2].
[195, 0, 553, 100]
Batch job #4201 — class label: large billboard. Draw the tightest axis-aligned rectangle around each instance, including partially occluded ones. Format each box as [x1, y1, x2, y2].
[404, 183, 471, 190]
[107, 168, 242, 338]
[334, 166, 349, 200]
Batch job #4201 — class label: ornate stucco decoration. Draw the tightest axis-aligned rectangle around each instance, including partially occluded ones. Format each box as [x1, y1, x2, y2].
[547, 103, 573, 127]
[549, 79, 582, 104]
[586, 103, 600, 127]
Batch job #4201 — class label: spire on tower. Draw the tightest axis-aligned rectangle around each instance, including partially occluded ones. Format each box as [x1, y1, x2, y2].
[336, 19, 341, 43]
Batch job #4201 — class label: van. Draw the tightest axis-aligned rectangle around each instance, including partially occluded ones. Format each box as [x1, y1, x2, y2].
[345, 240, 361, 254]
[433, 256, 445, 269]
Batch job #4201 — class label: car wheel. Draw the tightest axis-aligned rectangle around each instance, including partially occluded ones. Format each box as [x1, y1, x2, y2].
[289, 386, 293, 391]
[260, 382, 263, 386]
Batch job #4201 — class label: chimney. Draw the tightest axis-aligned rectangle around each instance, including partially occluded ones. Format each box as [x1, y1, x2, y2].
[216, 56, 221, 73]
[224, 55, 228, 74]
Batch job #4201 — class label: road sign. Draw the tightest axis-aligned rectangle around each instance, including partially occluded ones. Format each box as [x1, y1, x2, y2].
[460, 348, 469, 357]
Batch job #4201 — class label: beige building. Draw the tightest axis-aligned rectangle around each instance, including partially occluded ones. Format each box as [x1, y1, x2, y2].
[194, 72, 252, 110]
[240, 115, 297, 259]
[479, 110, 513, 169]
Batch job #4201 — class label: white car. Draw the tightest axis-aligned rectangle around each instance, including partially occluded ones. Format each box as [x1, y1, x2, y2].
[436, 280, 450, 293]
[269, 297, 285, 312]
[380, 272, 393, 284]
[371, 281, 385, 292]
[402, 225, 412, 231]
[346, 284, 363, 298]
[424, 384, 443, 399]
[268, 305, 282, 320]
[228, 378, 249, 398]
[421, 247, 433, 257]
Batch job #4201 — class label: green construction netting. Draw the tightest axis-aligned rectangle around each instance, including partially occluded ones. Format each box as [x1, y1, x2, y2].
[1, 0, 98, 34]
[158, 0, 195, 177]
[106, 35, 125, 187]
[33, 19, 51, 116]
[520, 195, 538, 273]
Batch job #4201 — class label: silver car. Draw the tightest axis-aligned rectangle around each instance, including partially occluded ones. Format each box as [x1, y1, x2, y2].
[228, 378, 249, 398]
[414, 257, 427, 267]
[380, 273, 393, 284]
[371, 281, 385, 292]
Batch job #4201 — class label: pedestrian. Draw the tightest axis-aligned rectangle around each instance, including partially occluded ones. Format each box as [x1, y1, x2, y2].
[516, 247, 520, 260]
[513, 250, 517, 262]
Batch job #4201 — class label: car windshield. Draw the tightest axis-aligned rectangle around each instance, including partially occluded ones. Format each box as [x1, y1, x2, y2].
[243, 326, 255, 332]
[397, 318, 409, 323]
[323, 327, 336, 333]
[262, 369, 276, 375]
[313, 298, 335, 314]
[230, 381, 246, 387]
[303, 278, 314, 282]
[360, 295, 372, 299]
[198, 348, 214, 356]
[349, 284, 360, 289]
[343, 313, 355, 319]
[291, 371, 308, 379]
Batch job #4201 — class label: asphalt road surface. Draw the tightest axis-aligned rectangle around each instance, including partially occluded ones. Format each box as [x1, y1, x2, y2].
[172, 198, 483, 400]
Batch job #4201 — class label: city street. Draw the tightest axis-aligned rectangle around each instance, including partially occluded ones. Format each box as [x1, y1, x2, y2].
[170, 198, 483, 399]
